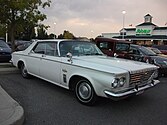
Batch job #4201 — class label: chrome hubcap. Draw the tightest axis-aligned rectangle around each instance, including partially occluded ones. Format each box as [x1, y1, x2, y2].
[78, 82, 92, 100]
[22, 65, 27, 75]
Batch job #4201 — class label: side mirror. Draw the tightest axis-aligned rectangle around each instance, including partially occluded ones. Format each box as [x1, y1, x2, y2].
[66, 52, 73, 62]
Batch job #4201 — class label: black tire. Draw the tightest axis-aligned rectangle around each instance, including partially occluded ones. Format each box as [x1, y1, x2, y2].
[75, 79, 97, 106]
[21, 63, 30, 78]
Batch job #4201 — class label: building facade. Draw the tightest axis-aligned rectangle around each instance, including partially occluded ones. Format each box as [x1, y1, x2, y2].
[102, 14, 167, 46]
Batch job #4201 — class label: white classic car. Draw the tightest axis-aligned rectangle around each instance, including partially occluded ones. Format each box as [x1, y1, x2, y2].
[12, 39, 159, 105]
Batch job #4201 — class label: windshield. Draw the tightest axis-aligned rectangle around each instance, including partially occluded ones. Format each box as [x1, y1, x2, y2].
[139, 46, 157, 56]
[0, 40, 10, 48]
[59, 41, 103, 57]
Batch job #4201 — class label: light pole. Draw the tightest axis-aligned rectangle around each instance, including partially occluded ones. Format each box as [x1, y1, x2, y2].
[122, 10, 126, 39]
[5, 24, 8, 43]
[54, 22, 56, 39]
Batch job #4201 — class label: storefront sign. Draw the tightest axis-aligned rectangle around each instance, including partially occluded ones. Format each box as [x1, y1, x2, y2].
[136, 29, 152, 35]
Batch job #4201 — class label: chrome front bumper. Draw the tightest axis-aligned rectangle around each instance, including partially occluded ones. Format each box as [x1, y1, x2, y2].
[104, 80, 160, 100]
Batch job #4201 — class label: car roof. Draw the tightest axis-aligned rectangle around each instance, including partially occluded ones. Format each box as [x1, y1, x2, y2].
[95, 37, 131, 43]
[36, 39, 91, 43]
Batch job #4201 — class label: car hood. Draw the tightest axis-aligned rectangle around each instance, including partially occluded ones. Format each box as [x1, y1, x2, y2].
[158, 54, 167, 58]
[71, 56, 157, 75]
[0, 47, 12, 53]
[151, 55, 167, 61]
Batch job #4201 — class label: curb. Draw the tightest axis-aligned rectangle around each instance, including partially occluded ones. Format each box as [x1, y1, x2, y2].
[0, 68, 20, 75]
[0, 63, 20, 75]
[0, 85, 24, 125]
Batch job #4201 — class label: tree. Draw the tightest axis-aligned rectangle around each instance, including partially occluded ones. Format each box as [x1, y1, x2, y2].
[0, 24, 6, 37]
[37, 24, 48, 39]
[48, 33, 56, 39]
[0, 0, 51, 51]
[63, 30, 75, 39]
[58, 34, 63, 39]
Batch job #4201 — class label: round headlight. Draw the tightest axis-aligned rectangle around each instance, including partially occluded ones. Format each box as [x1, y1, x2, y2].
[111, 78, 119, 88]
[119, 77, 126, 86]
[153, 69, 158, 79]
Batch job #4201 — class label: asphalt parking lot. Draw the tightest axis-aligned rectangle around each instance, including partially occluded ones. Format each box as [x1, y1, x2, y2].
[0, 71, 167, 125]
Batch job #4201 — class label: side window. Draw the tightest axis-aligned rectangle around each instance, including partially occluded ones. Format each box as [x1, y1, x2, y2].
[116, 43, 129, 52]
[100, 42, 107, 49]
[33, 43, 45, 54]
[130, 47, 140, 55]
[33, 42, 58, 56]
[59, 42, 72, 57]
[45, 42, 58, 56]
[99, 42, 108, 49]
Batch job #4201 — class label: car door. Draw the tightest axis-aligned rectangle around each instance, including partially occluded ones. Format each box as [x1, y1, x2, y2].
[25, 42, 45, 76]
[39, 42, 61, 84]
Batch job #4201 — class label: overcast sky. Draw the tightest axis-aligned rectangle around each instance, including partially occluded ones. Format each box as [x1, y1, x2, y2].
[42, 0, 167, 38]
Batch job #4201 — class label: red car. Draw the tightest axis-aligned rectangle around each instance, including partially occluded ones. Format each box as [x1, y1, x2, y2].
[95, 37, 131, 58]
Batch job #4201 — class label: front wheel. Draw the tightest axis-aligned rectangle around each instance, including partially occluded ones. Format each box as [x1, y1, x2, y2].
[21, 63, 30, 78]
[75, 79, 97, 105]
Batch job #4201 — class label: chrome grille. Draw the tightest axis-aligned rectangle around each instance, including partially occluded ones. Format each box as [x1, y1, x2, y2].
[130, 70, 155, 85]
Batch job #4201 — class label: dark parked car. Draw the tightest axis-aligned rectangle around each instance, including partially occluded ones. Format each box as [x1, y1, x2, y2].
[0, 40, 12, 62]
[15, 41, 32, 51]
[7, 40, 30, 50]
[129, 44, 167, 76]
[152, 45, 167, 55]
[147, 47, 167, 58]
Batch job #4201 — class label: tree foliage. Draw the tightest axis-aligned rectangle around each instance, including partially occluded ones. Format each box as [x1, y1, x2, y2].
[0, 24, 6, 37]
[63, 30, 75, 39]
[0, 0, 51, 50]
[36, 24, 48, 39]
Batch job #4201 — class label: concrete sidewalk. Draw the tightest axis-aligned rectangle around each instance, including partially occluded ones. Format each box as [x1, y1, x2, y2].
[0, 63, 24, 125]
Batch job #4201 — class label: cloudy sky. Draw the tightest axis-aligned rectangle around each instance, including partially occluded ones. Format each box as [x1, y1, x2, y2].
[42, 0, 167, 38]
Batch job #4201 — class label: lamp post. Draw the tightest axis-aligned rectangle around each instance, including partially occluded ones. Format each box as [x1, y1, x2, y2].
[54, 22, 56, 39]
[122, 10, 126, 39]
[5, 24, 8, 43]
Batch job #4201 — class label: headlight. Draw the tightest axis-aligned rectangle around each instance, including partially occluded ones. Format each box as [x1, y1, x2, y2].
[111, 77, 126, 88]
[153, 69, 158, 79]
[119, 77, 126, 87]
[111, 78, 119, 88]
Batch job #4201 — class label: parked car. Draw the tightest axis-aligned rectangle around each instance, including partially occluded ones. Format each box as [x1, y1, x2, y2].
[15, 41, 32, 51]
[128, 45, 167, 76]
[7, 40, 30, 50]
[0, 40, 12, 62]
[147, 47, 167, 58]
[95, 37, 131, 58]
[152, 45, 167, 55]
[11, 39, 159, 105]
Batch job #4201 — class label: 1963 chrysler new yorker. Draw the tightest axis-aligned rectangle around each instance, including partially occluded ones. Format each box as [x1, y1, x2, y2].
[11, 39, 160, 105]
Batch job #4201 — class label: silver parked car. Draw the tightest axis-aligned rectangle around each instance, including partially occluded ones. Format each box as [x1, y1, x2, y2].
[11, 39, 159, 105]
